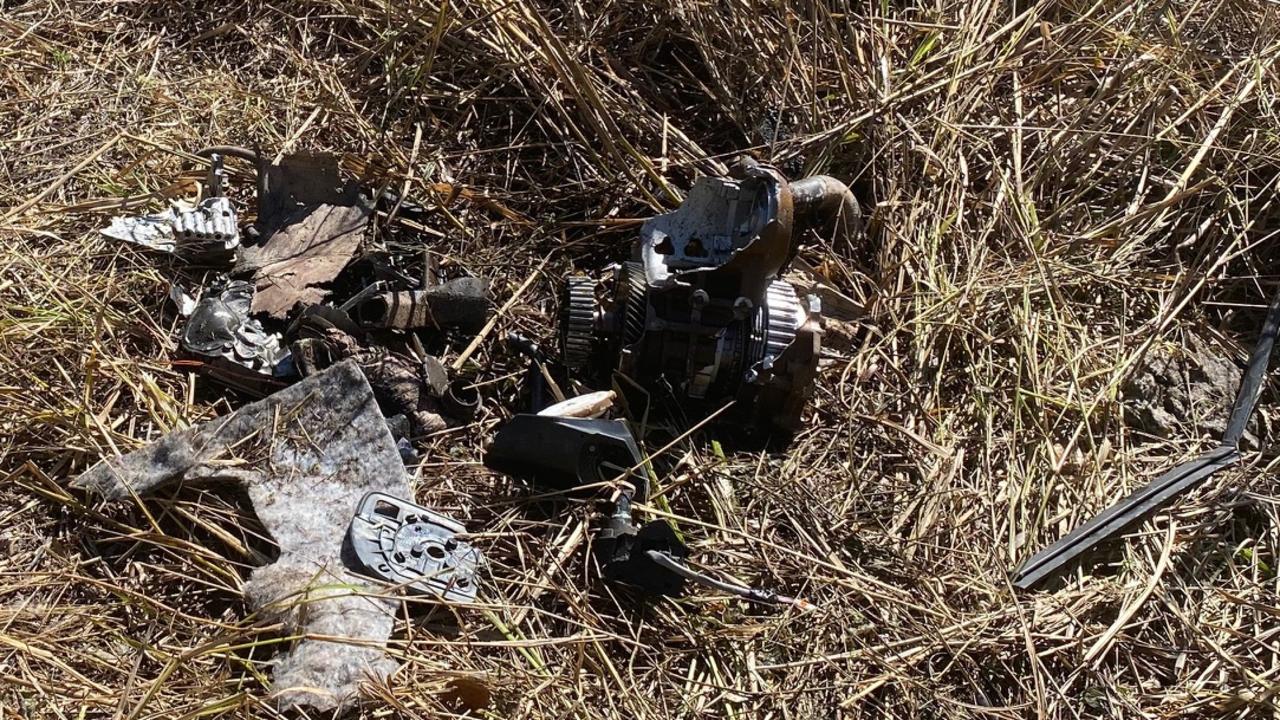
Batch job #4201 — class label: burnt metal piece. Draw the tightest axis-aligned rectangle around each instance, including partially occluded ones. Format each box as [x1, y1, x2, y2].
[485, 415, 646, 494]
[506, 331, 557, 412]
[559, 162, 849, 432]
[1014, 287, 1280, 590]
[101, 154, 240, 263]
[347, 277, 491, 332]
[346, 492, 482, 601]
[175, 277, 290, 395]
[442, 380, 480, 421]
[236, 153, 370, 319]
[789, 174, 864, 248]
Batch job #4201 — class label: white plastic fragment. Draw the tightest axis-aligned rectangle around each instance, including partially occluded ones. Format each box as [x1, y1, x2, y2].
[537, 390, 617, 419]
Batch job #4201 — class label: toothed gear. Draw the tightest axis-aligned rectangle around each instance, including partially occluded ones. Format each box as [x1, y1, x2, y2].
[616, 261, 648, 347]
[560, 277, 598, 370]
[753, 280, 802, 365]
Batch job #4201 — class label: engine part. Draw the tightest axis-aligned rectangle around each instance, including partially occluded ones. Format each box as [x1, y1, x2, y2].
[347, 491, 482, 601]
[101, 154, 240, 262]
[559, 162, 848, 432]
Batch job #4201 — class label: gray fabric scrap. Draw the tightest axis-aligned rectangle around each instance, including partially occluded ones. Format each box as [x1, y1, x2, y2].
[73, 361, 410, 712]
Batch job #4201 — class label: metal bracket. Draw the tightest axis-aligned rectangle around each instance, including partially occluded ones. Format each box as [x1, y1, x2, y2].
[346, 492, 482, 601]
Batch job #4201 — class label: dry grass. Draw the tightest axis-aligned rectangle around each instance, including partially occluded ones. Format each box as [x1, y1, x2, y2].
[3, 0, 1280, 717]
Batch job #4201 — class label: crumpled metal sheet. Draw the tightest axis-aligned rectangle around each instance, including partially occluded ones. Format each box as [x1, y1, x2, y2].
[101, 196, 240, 261]
[176, 278, 287, 375]
[72, 361, 414, 712]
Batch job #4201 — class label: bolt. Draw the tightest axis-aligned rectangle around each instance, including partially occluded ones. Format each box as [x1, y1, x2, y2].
[691, 289, 709, 308]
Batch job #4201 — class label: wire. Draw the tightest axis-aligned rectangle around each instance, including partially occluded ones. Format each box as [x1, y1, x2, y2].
[645, 550, 815, 610]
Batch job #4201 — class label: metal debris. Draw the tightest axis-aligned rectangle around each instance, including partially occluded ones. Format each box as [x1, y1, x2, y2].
[558, 160, 842, 433]
[347, 492, 482, 601]
[102, 196, 240, 260]
[484, 413, 689, 594]
[101, 154, 240, 261]
[237, 153, 371, 319]
[345, 277, 491, 332]
[173, 277, 290, 396]
[484, 410, 813, 606]
[72, 362, 444, 712]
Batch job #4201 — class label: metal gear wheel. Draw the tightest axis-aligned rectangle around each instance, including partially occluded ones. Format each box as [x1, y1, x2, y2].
[746, 280, 802, 366]
[616, 261, 648, 347]
[560, 276, 599, 370]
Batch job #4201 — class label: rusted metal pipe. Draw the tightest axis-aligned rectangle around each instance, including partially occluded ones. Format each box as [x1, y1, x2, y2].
[789, 174, 863, 247]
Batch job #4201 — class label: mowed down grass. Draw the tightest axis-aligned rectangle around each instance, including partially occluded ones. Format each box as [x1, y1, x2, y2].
[2, 0, 1280, 717]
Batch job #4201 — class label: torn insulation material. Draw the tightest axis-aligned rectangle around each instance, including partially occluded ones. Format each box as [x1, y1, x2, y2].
[73, 362, 435, 712]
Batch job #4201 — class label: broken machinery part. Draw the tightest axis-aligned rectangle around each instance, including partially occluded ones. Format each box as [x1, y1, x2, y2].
[344, 277, 492, 332]
[347, 492, 482, 601]
[505, 331, 564, 413]
[558, 161, 857, 433]
[485, 414, 646, 495]
[485, 414, 687, 594]
[596, 491, 690, 596]
[484, 412, 812, 606]
[100, 153, 240, 262]
[73, 361, 429, 712]
[172, 277, 291, 397]
[1013, 287, 1280, 590]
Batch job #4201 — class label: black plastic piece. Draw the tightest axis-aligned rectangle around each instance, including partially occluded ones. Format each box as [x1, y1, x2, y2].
[594, 494, 689, 595]
[484, 413, 693, 595]
[485, 415, 646, 495]
[1014, 286, 1280, 589]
